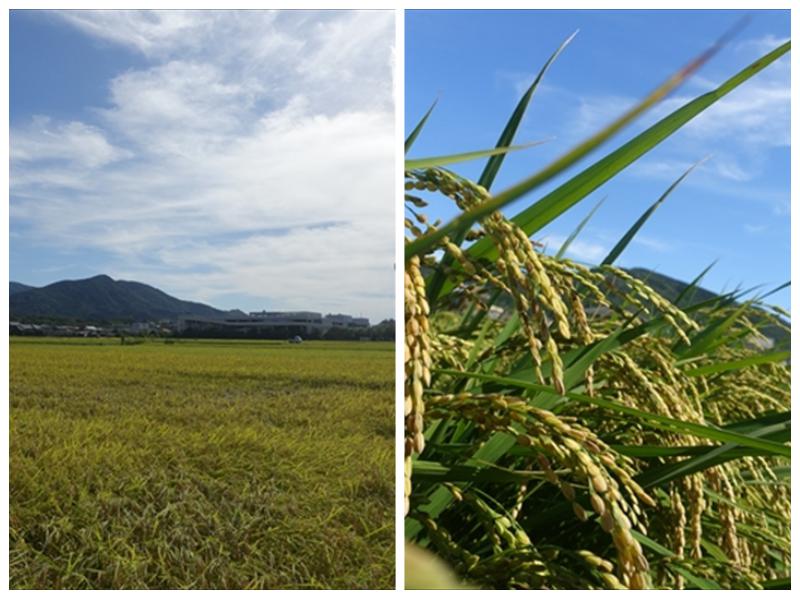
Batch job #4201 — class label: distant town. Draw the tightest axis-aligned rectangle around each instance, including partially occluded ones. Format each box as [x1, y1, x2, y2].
[10, 310, 396, 341]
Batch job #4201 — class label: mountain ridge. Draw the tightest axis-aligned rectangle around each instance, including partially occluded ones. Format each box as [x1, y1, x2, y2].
[10, 282, 36, 295]
[10, 274, 226, 322]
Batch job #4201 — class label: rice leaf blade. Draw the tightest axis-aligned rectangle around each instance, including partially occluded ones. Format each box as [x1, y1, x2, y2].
[554, 196, 606, 260]
[405, 99, 438, 153]
[685, 351, 790, 376]
[406, 141, 546, 170]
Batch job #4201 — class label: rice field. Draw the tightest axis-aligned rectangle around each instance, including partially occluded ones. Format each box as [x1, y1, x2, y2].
[9, 337, 394, 589]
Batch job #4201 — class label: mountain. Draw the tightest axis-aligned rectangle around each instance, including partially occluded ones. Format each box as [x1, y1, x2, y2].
[624, 268, 719, 305]
[9, 274, 226, 322]
[10, 282, 36, 295]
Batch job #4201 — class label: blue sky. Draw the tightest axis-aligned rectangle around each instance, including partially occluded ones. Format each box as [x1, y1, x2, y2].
[10, 10, 395, 323]
[406, 9, 790, 311]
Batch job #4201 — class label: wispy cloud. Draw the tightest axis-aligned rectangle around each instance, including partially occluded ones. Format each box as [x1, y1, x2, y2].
[572, 94, 636, 138]
[631, 235, 670, 253]
[540, 233, 607, 263]
[11, 117, 131, 168]
[743, 223, 768, 235]
[11, 10, 395, 321]
[631, 156, 753, 183]
[736, 33, 790, 56]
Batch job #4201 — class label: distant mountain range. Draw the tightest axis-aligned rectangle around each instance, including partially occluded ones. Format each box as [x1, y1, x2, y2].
[10, 282, 36, 295]
[10, 274, 226, 322]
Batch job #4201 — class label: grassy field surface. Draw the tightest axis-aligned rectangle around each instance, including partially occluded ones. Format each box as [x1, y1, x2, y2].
[10, 338, 394, 589]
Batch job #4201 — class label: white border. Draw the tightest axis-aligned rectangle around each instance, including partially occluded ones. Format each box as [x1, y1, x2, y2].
[1, 4, 9, 595]
[790, 4, 797, 596]
[394, 8, 406, 593]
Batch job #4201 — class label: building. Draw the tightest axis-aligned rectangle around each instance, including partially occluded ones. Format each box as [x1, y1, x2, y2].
[176, 310, 370, 336]
[322, 314, 370, 329]
[248, 311, 325, 326]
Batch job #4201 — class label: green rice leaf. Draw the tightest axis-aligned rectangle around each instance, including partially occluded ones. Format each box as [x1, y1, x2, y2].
[478, 30, 578, 190]
[674, 259, 718, 307]
[406, 141, 546, 170]
[685, 350, 790, 376]
[761, 578, 791, 590]
[405, 99, 437, 153]
[413, 459, 543, 483]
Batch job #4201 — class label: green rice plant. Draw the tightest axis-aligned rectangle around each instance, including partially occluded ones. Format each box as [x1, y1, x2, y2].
[404, 31, 790, 590]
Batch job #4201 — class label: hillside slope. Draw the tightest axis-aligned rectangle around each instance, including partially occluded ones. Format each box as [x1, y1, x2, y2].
[10, 282, 36, 295]
[10, 275, 225, 322]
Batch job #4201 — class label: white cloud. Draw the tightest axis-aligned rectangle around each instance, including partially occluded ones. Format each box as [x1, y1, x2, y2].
[629, 159, 693, 179]
[11, 117, 130, 168]
[710, 157, 751, 183]
[632, 156, 752, 183]
[574, 94, 636, 138]
[55, 10, 288, 60]
[736, 34, 790, 57]
[10, 10, 395, 322]
[540, 234, 607, 263]
[104, 61, 251, 150]
[662, 82, 790, 149]
[659, 35, 791, 151]
[116, 221, 393, 319]
[744, 223, 768, 234]
[632, 235, 670, 253]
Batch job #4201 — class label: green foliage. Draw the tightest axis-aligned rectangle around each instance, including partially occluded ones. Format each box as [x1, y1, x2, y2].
[10, 338, 394, 589]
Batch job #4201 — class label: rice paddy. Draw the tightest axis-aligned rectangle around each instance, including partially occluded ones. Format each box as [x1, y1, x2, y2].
[9, 337, 394, 589]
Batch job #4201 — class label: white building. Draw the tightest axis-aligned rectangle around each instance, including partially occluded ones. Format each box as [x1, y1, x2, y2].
[244, 311, 324, 326]
[322, 313, 370, 329]
[176, 310, 369, 334]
